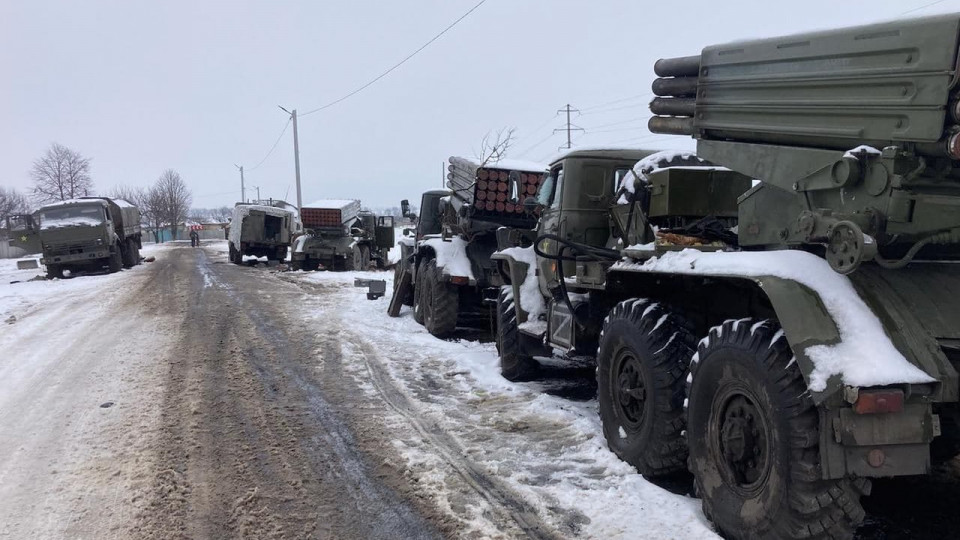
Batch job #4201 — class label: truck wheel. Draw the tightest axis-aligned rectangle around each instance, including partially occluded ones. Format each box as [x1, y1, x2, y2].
[687, 319, 867, 540]
[423, 259, 457, 337]
[229, 243, 242, 265]
[46, 264, 63, 279]
[121, 238, 136, 268]
[597, 299, 694, 476]
[108, 244, 123, 273]
[413, 260, 426, 324]
[496, 286, 539, 381]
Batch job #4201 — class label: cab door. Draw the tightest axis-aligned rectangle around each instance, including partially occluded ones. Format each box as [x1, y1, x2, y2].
[6, 214, 40, 253]
[375, 216, 395, 249]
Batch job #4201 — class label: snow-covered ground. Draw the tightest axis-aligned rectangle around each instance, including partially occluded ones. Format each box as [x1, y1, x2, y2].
[284, 268, 717, 539]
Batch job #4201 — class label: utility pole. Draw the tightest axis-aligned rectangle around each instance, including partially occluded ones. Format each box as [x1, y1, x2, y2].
[234, 164, 245, 203]
[279, 106, 303, 212]
[253, 186, 261, 201]
[554, 104, 583, 150]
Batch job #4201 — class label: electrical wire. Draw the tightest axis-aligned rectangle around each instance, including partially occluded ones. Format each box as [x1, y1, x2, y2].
[901, 0, 949, 15]
[248, 118, 291, 171]
[300, 0, 488, 117]
[579, 92, 653, 113]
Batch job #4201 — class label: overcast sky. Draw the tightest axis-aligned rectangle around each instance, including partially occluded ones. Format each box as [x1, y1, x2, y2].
[1, 0, 956, 210]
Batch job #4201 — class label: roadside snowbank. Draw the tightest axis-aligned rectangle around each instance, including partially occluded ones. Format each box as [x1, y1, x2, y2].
[612, 249, 934, 391]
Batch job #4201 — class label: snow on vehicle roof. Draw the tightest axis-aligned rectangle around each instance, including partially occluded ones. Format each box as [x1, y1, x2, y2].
[612, 249, 935, 392]
[40, 198, 108, 209]
[302, 199, 359, 209]
[450, 156, 548, 173]
[113, 199, 135, 208]
[40, 216, 102, 230]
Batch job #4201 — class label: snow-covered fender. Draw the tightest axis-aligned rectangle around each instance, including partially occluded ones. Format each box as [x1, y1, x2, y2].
[490, 250, 531, 323]
[419, 237, 477, 285]
[608, 250, 941, 406]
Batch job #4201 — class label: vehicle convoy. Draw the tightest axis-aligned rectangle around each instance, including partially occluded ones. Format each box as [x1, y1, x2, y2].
[291, 199, 395, 271]
[387, 156, 547, 337]
[493, 14, 960, 539]
[228, 202, 297, 264]
[7, 197, 142, 278]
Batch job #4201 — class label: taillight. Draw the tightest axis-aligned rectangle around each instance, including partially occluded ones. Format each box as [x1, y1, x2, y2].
[450, 276, 469, 285]
[853, 389, 904, 414]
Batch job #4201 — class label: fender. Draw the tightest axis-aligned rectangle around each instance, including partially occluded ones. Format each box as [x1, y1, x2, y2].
[609, 249, 950, 405]
[490, 251, 530, 323]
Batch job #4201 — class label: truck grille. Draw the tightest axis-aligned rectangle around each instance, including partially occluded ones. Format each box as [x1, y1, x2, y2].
[48, 241, 95, 256]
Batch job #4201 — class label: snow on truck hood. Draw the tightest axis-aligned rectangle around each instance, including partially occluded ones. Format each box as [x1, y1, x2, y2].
[40, 216, 103, 230]
[612, 249, 935, 392]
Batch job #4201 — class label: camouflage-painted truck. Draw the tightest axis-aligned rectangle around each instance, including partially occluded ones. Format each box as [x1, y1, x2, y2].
[12, 197, 142, 278]
[291, 199, 395, 271]
[388, 157, 547, 337]
[493, 14, 960, 539]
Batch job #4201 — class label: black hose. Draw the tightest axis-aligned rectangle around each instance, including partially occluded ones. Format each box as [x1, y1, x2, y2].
[532, 234, 621, 326]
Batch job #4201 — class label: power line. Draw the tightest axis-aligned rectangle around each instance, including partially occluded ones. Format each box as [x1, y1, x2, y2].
[300, 0, 488, 117]
[579, 92, 652, 113]
[516, 131, 557, 158]
[901, 0, 950, 15]
[248, 118, 291, 171]
[579, 101, 651, 116]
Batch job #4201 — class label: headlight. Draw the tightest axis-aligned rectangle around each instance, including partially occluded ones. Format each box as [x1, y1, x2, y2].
[96, 238, 103, 245]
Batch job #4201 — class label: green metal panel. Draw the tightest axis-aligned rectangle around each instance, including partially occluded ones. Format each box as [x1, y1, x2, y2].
[696, 14, 960, 149]
[647, 167, 753, 218]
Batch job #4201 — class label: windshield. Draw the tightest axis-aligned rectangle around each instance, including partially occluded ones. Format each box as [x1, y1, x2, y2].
[39, 205, 106, 230]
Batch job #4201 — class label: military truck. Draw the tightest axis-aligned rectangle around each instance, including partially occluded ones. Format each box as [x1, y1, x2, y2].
[291, 199, 395, 271]
[16, 197, 142, 278]
[493, 14, 960, 539]
[5, 213, 41, 254]
[228, 203, 297, 264]
[388, 157, 547, 337]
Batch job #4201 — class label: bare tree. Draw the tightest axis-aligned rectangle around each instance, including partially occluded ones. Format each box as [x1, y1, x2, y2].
[210, 206, 232, 223]
[30, 143, 93, 204]
[155, 169, 192, 240]
[0, 187, 30, 227]
[476, 127, 516, 168]
[142, 185, 166, 243]
[107, 185, 146, 206]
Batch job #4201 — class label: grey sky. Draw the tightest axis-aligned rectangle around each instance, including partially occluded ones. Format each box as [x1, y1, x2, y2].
[1, 0, 954, 210]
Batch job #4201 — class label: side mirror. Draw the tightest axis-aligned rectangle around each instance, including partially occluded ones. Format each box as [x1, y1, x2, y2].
[400, 199, 411, 218]
[523, 196, 542, 214]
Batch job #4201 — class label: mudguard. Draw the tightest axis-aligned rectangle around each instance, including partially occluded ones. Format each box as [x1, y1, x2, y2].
[490, 251, 530, 323]
[610, 250, 955, 406]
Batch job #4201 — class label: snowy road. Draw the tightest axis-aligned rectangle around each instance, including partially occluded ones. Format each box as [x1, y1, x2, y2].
[1, 242, 956, 539]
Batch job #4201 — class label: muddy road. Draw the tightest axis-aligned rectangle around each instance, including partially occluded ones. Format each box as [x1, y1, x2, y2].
[2, 243, 960, 540]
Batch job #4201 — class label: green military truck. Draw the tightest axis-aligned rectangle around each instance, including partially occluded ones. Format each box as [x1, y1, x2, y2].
[15, 197, 143, 278]
[388, 157, 547, 337]
[493, 14, 960, 539]
[291, 199, 394, 271]
[228, 203, 297, 264]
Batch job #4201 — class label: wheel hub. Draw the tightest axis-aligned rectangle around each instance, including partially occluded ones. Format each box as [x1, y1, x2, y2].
[718, 395, 767, 488]
[615, 354, 646, 426]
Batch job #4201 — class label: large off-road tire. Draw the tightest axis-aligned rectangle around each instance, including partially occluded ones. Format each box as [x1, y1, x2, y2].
[344, 246, 366, 271]
[496, 286, 539, 381]
[597, 299, 694, 476]
[687, 319, 868, 540]
[229, 243, 242, 265]
[121, 238, 136, 268]
[423, 259, 457, 338]
[130, 239, 141, 266]
[413, 259, 427, 324]
[46, 264, 63, 279]
[108, 244, 123, 273]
